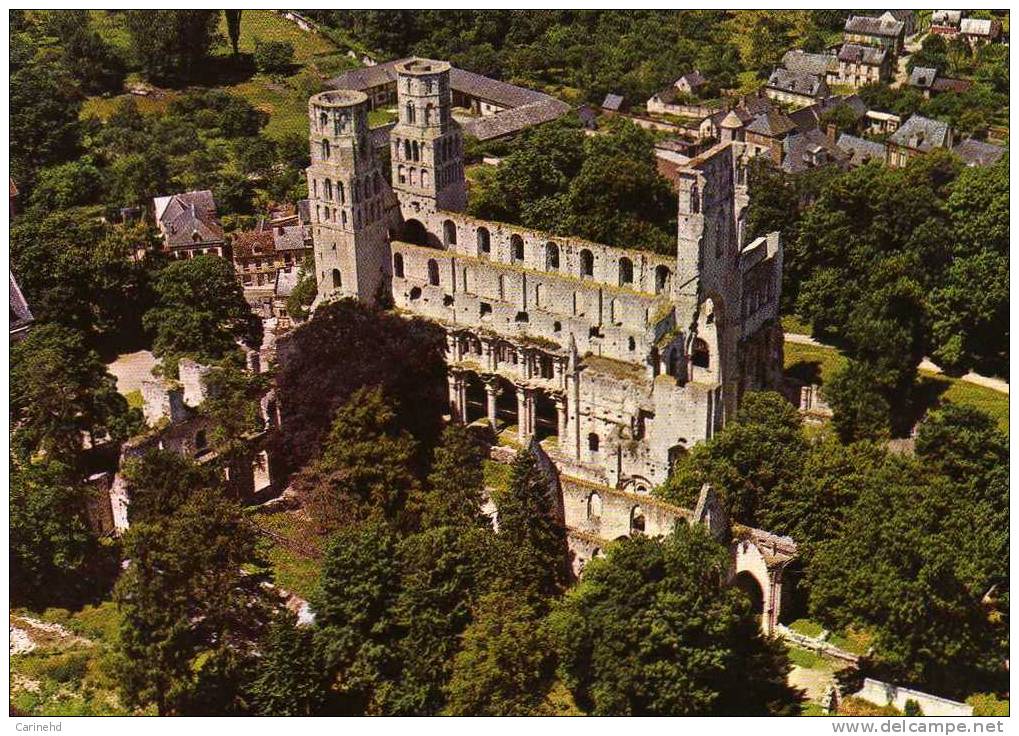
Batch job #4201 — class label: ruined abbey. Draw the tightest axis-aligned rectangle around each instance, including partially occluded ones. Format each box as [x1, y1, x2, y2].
[308, 58, 785, 493]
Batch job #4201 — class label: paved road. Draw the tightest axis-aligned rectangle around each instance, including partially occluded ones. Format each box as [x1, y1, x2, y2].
[784, 332, 1008, 396]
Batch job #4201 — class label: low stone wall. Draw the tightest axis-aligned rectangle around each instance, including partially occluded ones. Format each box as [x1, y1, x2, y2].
[775, 623, 860, 664]
[857, 678, 973, 717]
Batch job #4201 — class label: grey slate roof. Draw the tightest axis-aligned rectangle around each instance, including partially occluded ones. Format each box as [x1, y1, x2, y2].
[845, 14, 904, 37]
[676, 70, 707, 88]
[838, 43, 888, 66]
[328, 57, 569, 141]
[837, 133, 887, 166]
[782, 129, 848, 173]
[909, 66, 938, 89]
[462, 98, 571, 140]
[767, 68, 825, 97]
[746, 110, 797, 137]
[273, 224, 312, 252]
[782, 50, 837, 76]
[154, 190, 224, 248]
[9, 272, 34, 336]
[789, 94, 867, 133]
[953, 139, 1006, 167]
[602, 93, 624, 111]
[370, 122, 396, 149]
[888, 114, 951, 151]
[960, 18, 995, 36]
[274, 268, 300, 299]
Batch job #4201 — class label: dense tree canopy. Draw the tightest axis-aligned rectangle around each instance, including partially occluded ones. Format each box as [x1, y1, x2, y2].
[549, 525, 800, 715]
[115, 489, 272, 715]
[124, 10, 221, 83]
[469, 118, 675, 253]
[11, 324, 141, 465]
[143, 255, 262, 375]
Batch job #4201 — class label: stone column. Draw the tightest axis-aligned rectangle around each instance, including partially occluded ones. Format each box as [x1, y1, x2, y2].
[555, 395, 567, 450]
[448, 373, 465, 423]
[484, 379, 499, 430]
[516, 386, 529, 443]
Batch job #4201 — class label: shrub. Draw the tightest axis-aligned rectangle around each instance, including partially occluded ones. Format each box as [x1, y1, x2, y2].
[254, 39, 295, 76]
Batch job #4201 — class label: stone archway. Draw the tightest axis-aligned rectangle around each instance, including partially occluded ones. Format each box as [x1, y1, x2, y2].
[401, 218, 431, 247]
[734, 570, 764, 620]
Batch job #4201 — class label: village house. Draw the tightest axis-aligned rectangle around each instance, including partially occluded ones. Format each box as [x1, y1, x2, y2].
[844, 14, 905, 55]
[646, 72, 715, 118]
[836, 133, 887, 167]
[744, 110, 797, 165]
[959, 17, 1002, 47]
[864, 109, 902, 136]
[835, 43, 891, 88]
[781, 50, 838, 84]
[952, 138, 1006, 167]
[886, 114, 954, 167]
[153, 190, 226, 259]
[930, 10, 963, 37]
[908, 66, 973, 99]
[601, 93, 625, 115]
[9, 272, 34, 343]
[880, 9, 916, 38]
[233, 218, 313, 292]
[763, 68, 829, 108]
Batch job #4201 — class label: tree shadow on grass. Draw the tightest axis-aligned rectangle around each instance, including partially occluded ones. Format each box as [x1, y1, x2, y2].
[785, 360, 823, 387]
[893, 374, 952, 437]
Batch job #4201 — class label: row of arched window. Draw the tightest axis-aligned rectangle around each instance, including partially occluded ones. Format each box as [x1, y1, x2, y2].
[404, 101, 449, 126]
[451, 223, 670, 292]
[317, 109, 353, 136]
[313, 173, 381, 205]
[396, 165, 431, 188]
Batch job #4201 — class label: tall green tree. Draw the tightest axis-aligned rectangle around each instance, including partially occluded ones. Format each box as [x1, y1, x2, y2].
[143, 255, 262, 376]
[421, 423, 490, 530]
[549, 525, 800, 715]
[125, 10, 221, 83]
[115, 490, 270, 715]
[11, 324, 140, 464]
[495, 449, 568, 598]
[294, 387, 421, 532]
[10, 459, 100, 604]
[224, 10, 243, 56]
[313, 520, 403, 715]
[250, 611, 333, 716]
[10, 60, 81, 191]
[444, 591, 556, 715]
[121, 449, 221, 524]
[657, 391, 806, 527]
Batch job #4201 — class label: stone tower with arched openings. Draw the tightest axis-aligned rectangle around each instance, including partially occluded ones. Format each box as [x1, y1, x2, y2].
[389, 59, 467, 215]
[306, 89, 392, 304]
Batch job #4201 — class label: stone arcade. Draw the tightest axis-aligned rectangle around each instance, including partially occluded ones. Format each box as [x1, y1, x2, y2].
[308, 59, 793, 630]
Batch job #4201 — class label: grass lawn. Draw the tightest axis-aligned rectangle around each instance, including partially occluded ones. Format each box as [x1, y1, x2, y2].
[784, 338, 1008, 433]
[10, 601, 138, 716]
[483, 458, 514, 500]
[124, 389, 143, 410]
[781, 313, 812, 336]
[787, 618, 824, 638]
[83, 10, 362, 143]
[251, 510, 326, 600]
[787, 645, 827, 670]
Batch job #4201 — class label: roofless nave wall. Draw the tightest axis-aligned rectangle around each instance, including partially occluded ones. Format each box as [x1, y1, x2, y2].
[306, 57, 792, 630]
[308, 57, 784, 492]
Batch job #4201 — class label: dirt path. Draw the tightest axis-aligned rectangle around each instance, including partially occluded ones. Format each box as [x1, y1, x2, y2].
[10, 614, 93, 655]
[784, 333, 1008, 396]
[106, 350, 157, 394]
